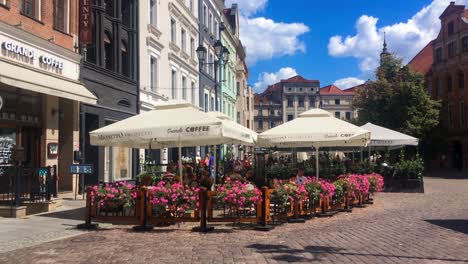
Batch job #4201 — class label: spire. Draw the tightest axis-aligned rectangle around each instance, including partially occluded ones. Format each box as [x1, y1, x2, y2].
[380, 32, 390, 63]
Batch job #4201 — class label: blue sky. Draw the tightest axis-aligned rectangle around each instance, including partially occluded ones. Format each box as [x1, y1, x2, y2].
[225, 0, 461, 93]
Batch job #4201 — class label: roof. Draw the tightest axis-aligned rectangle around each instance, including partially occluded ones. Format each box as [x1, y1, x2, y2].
[407, 40, 433, 74]
[439, 2, 465, 19]
[281, 75, 319, 83]
[254, 94, 270, 104]
[320, 85, 354, 95]
[346, 82, 368, 93]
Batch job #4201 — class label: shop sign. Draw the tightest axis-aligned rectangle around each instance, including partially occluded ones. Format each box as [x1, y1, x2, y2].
[2, 40, 65, 70]
[79, 0, 93, 44]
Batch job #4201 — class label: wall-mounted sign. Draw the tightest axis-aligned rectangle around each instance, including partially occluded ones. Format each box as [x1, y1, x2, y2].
[79, 0, 93, 44]
[2, 41, 65, 70]
[70, 164, 94, 174]
[47, 143, 59, 159]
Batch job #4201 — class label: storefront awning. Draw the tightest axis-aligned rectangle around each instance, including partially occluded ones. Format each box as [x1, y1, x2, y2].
[0, 59, 97, 105]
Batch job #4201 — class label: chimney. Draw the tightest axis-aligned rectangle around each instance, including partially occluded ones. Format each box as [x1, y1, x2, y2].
[450, 1, 455, 5]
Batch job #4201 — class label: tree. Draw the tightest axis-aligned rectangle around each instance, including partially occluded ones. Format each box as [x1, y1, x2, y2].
[353, 53, 441, 141]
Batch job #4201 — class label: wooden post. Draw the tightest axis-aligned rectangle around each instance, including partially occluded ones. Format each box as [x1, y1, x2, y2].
[77, 188, 98, 229]
[255, 187, 274, 231]
[133, 187, 153, 232]
[192, 187, 213, 232]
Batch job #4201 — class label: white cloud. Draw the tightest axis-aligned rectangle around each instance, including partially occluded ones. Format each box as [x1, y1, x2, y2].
[225, 0, 267, 17]
[334, 77, 366, 89]
[240, 17, 309, 65]
[328, 0, 467, 73]
[254, 67, 298, 92]
[224, 0, 309, 66]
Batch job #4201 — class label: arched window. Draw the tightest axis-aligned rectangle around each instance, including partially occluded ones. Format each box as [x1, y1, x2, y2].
[447, 75, 453, 92]
[117, 99, 131, 107]
[121, 41, 129, 77]
[104, 31, 113, 71]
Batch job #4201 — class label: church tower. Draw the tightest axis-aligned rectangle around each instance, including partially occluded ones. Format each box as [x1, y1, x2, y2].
[380, 32, 390, 63]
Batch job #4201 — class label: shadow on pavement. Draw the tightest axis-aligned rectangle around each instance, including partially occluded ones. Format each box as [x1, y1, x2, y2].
[426, 169, 468, 179]
[37, 207, 85, 221]
[426, 219, 468, 235]
[247, 243, 468, 263]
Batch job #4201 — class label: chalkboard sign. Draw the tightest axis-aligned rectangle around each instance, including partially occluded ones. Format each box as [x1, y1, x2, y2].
[0, 135, 15, 166]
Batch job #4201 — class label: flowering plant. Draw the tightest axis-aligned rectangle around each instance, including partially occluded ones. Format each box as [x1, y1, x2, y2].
[90, 182, 137, 209]
[366, 173, 384, 193]
[332, 179, 347, 204]
[304, 177, 335, 201]
[148, 181, 199, 216]
[216, 178, 262, 211]
[272, 181, 298, 206]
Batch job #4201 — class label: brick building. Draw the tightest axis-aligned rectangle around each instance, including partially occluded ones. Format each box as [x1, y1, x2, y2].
[0, 0, 96, 213]
[408, 1, 468, 171]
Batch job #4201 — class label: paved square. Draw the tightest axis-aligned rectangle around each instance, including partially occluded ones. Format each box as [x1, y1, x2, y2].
[1, 177, 467, 264]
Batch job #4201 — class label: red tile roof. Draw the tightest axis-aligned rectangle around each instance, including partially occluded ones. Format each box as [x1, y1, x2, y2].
[254, 94, 270, 104]
[281, 75, 319, 83]
[407, 40, 433, 75]
[320, 85, 355, 95]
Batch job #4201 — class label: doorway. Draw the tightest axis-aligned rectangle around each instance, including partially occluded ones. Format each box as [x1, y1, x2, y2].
[453, 141, 463, 171]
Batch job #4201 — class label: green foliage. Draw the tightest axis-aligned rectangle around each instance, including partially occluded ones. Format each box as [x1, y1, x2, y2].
[394, 153, 424, 179]
[332, 179, 347, 203]
[354, 53, 441, 143]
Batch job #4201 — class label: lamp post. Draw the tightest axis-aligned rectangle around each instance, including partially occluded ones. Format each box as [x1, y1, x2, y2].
[196, 40, 229, 184]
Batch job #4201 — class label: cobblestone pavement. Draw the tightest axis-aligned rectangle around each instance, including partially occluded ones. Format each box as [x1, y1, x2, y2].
[0, 196, 87, 253]
[1, 177, 468, 264]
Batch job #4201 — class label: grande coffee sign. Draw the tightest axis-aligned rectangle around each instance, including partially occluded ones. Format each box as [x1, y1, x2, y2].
[79, 0, 93, 44]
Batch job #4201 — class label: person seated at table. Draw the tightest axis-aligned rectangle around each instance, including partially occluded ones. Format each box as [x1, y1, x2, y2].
[245, 170, 254, 182]
[163, 166, 175, 182]
[229, 165, 244, 182]
[295, 167, 307, 186]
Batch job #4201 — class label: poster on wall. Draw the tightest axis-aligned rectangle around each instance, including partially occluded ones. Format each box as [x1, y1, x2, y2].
[0, 131, 16, 176]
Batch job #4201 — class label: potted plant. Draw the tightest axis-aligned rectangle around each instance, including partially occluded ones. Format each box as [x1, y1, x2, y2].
[90, 182, 137, 213]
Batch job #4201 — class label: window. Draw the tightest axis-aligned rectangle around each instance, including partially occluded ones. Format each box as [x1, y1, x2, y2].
[182, 76, 187, 100]
[270, 110, 274, 116]
[209, 53, 214, 76]
[436, 48, 443, 63]
[21, 0, 37, 19]
[298, 98, 304, 107]
[270, 121, 275, 129]
[170, 18, 176, 43]
[335, 99, 341, 105]
[105, 0, 114, 17]
[214, 21, 219, 39]
[459, 72, 464, 90]
[104, 120, 132, 182]
[203, 5, 207, 26]
[287, 115, 294, 121]
[236, 82, 240, 96]
[309, 97, 315, 108]
[435, 78, 441, 98]
[448, 42, 456, 58]
[189, 0, 194, 13]
[335, 112, 341, 119]
[190, 37, 195, 58]
[448, 104, 453, 128]
[181, 29, 186, 52]
[287, 97, 293, 107]
[447, 76, 453, 92]
[448, 21, 454, 36]
[259, 109, 263, 116]
[150, 0, 157, 26]
[208, 13, 212, 33]
[246, 120, 250, 129]
[246, 99, 250, 111]
[460, 101, 466, 128]
[104, 32, 113, 71]
[258, 120, 263, 129]
[171, 70, 177, 99]
[191, 82, 196, 105]
[54, 0, 66, 32]
[204, 93, 208, 112]
[210, 97, 214, 111]
[463, 36, 468, 53]
[121, 41, 129, 77]
[0, 0, 9, 7]
[346, 112, 351, 120]
[121, 0, 130, 27]
[237, 112, 240, 124]
[150, 56, 157, 92]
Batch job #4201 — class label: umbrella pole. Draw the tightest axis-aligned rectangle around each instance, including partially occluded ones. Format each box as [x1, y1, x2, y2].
[213, 145, 217, 190]
[316, 147, 319, 180]
[368, 145, 371, 166]
[360, 147, 363, 161]
[179, 141, 183, 186]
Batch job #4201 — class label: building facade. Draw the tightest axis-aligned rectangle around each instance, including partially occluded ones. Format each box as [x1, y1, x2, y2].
[221, 4, 237, 121]
[423, 2, 468, 171]
[254, 94, 282, 133]
[80, 0, 139, 184]
[0, 0, 96, 195]
[319, 85, 356, 121]
[254, 75, 320, 133]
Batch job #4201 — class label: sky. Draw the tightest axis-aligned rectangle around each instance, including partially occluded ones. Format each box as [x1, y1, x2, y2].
[224, 0, 468, 93]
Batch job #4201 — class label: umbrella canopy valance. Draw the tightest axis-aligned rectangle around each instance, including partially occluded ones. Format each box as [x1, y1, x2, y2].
[207, 111, 257, 145]
[258, 109, 370, 148]
[361, 122, 418, 149]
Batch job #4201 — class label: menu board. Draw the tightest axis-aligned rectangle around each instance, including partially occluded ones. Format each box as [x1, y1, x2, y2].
[0, 134, 15, 166]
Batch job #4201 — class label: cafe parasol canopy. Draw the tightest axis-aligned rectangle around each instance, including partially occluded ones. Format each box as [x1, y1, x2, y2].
[361, 122, 418, 150]
[257, 108, 371, 178]
[89, 101, 256, 183]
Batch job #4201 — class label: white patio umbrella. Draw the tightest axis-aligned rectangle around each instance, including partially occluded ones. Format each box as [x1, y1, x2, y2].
[89, 101, 255, 184]
[258, 109, 370, 178]
[361, 122, 418, 149]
